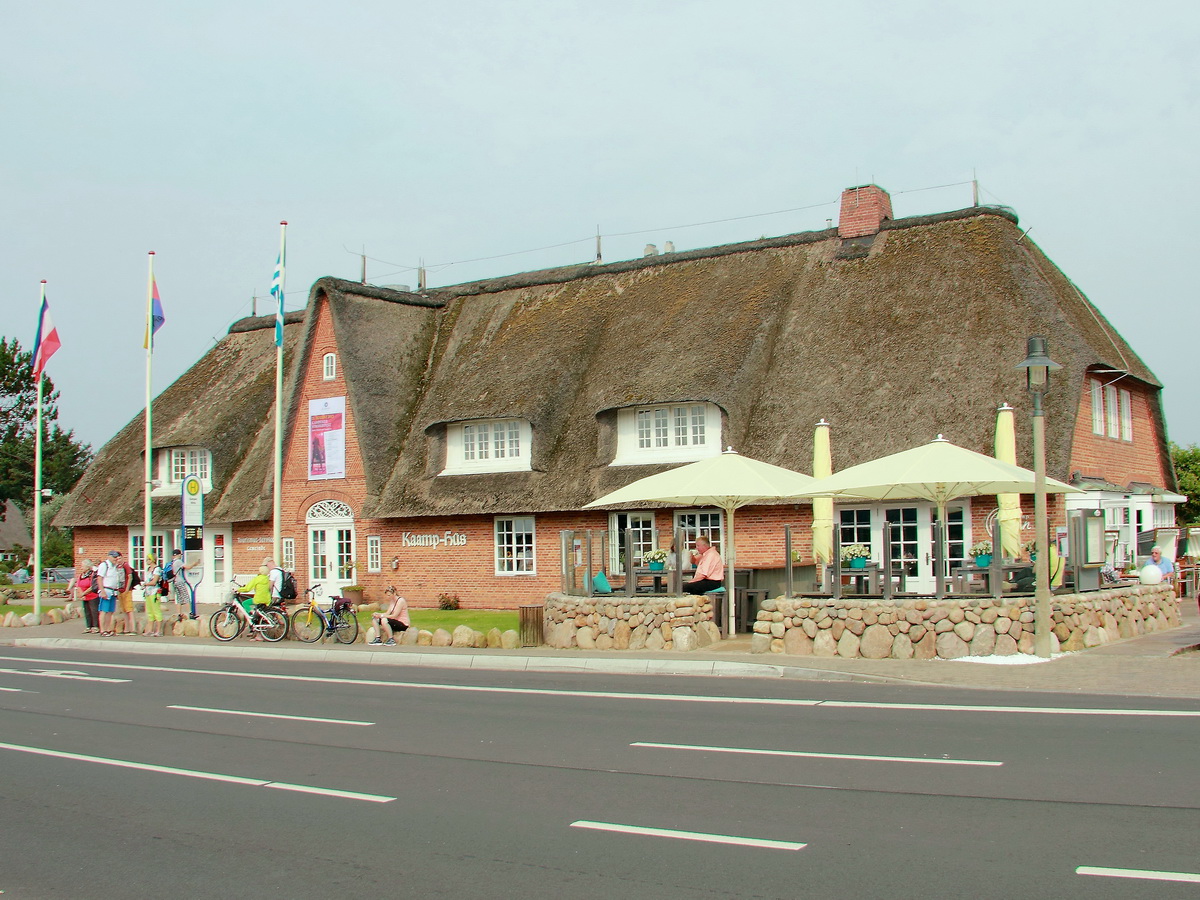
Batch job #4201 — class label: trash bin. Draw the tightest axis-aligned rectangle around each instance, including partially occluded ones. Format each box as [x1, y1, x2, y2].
[518, 605, 544, 647]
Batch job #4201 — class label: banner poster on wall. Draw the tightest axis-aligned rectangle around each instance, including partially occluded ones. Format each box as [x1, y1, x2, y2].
[308, 396, 347, 480]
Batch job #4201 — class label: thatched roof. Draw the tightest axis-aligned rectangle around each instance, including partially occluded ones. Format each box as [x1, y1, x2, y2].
[60, 205, 1170, 527]
[55, 314, 304, 527]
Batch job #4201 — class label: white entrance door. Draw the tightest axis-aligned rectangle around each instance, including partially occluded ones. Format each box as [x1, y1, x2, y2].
[306, 500, 356, 599]
[883, 504, 968, 593]
[202, 526, 233, 605]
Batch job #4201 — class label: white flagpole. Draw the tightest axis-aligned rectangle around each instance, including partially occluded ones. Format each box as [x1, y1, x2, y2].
[144, 252, 156, 575]
[273, 221, 287, 565]
[32, 281, 46, 619]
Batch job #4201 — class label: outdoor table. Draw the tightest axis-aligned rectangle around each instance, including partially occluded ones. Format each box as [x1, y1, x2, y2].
[950, 563, 1029, 596]
[632, 566, 673, 593]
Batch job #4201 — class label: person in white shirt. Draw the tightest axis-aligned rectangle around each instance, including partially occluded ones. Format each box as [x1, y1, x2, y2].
[94, 551, 126, 635]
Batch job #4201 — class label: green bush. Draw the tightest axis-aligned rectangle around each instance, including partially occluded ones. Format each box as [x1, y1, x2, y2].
[437, 592, 461, 610]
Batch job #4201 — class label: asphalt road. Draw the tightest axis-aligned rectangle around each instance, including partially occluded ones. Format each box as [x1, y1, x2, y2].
[1, 646, 1198, 899]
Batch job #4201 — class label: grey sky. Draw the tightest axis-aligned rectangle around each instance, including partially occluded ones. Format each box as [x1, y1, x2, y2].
[4, 1, 1197, 451]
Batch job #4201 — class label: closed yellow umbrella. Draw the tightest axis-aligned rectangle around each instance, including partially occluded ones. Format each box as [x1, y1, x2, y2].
[994, 404, 1022, 559]
[811, 420, 834, 568]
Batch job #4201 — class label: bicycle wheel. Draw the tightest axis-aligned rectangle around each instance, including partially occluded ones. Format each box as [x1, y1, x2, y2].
[332, 608, 359, 644]
[210, 606, 242, 642]
[290, 607, 324, 643]
[260, 608, 288, 642]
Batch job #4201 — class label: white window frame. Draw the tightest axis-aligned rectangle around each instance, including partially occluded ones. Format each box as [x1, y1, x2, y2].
[155, 447, 212, 494]
[1105, 384, 1119, 438]
[673, 509, 724, 560]
[494, 516, 536, 575]
[442, 419, 532, 475]
[282, 538, 295, 571]
[366, 535, 381, 573]
[323, 353, 337, 381]
[607, 511, 656, 574]
[613, 403, 721, 466]
[1119, 389, 1133, 442]
[1090, 379, 1104, 435]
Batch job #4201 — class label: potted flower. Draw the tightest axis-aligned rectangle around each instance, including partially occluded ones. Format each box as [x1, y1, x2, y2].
[840, 543, 870, 569]
[643, 548, 670, 571]
[969, 540, 993, 568]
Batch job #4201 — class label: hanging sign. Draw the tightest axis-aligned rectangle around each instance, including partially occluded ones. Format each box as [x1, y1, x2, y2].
[308, 397, 346, 480]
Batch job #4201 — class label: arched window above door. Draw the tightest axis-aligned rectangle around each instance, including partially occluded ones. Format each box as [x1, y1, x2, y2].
[306, 499, 354, 522]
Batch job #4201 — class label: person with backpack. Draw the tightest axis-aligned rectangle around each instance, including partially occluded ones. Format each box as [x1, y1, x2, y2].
[94, 551, 125, 636]
[143, 553, 165, 637]
[264, 557, 297, 604]
[70, 559, 100, 633]
[117, 552, 141, 635]
[166, 548, 192, 620]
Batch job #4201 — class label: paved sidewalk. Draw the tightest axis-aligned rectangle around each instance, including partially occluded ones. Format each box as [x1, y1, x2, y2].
[5, 600, 1199, 700]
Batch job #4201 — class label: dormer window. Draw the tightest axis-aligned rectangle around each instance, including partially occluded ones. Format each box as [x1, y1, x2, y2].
[612, 403, 721, 465]
[441, 419, 532, 475]
[323, 353, 337, 381]
[155, 446, 212, 494]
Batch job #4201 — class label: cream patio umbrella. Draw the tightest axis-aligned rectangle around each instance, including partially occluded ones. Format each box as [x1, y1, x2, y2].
[792, 435, 1080, 596]
[583, 448, 815, 636]
[993, 404, 1023, 559]
[811, 420, 834, 571]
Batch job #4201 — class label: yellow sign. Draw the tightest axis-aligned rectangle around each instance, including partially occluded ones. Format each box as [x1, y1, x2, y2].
[186, 479, 200, 496]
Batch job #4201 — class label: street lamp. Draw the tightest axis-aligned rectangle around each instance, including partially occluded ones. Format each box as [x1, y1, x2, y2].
[1016, 336, 1062, 657]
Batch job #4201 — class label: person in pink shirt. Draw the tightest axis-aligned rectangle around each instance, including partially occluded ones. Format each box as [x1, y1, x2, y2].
[683, 535, 725, 595]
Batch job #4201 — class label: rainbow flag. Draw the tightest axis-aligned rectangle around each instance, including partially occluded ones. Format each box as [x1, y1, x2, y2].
[144, 277, 165, 349]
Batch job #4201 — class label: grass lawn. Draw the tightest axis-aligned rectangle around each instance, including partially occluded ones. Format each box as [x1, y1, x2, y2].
[355, 608, 519, 633]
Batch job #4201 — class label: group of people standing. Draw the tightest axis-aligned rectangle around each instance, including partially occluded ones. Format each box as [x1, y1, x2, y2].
[69, 548, 189, 636]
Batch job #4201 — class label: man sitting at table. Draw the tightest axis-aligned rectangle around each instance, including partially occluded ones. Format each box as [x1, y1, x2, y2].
[683, 535, 725, 595]
[1004, 551, 1036, 593]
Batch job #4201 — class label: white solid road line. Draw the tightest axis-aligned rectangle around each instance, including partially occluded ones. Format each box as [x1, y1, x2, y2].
[0, 685, 24, 692]
[571, 820, 806, 851]
[0, 666, 129, 683]
[4, 654, 1200, 718]
[0, 741, 395, 803]
[1077, 866, 1200, 883]
[632, 741, 1003, 767]
[168, 705, 374, 726]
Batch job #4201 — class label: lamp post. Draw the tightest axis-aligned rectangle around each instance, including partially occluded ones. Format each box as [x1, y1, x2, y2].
[1016, 336, 1061, 657]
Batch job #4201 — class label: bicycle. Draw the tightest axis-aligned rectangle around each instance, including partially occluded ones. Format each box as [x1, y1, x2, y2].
[209, 579, 289, 642]
[289, 583, 360, 644]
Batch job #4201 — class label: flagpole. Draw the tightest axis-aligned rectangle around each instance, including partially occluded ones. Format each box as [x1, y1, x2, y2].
[273, 221, 287, 565]
[144, 252, 156, 575]
[32, 282, 46, 619]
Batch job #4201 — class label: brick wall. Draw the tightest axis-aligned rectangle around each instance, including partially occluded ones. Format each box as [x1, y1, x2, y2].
[1068, 375, 1168, 487]
[838, 184, 894, 238]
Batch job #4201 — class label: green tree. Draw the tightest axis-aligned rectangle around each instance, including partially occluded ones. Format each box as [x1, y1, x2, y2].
[0, 337, 91, 510]
[0, 338, 92, 569]
[1172, 443, 1200, 525]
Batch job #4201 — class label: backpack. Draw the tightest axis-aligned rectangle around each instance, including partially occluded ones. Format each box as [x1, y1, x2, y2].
[276, 568, 297, 600]
[125, 564, 142, 589]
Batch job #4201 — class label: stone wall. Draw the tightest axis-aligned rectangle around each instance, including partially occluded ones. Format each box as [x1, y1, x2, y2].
[543, 593, 721, 651]
[750, 585, 1180, 658]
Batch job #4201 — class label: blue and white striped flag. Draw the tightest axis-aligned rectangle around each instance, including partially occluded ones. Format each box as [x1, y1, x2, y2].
[270, 244, 285, 348]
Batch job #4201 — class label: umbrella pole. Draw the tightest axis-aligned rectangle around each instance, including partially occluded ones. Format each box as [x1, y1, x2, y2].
[726, 505, 736, 638]
[935, 501, 947, 600]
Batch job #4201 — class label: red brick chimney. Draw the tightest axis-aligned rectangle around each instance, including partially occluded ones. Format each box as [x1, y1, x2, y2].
[837, 184, 893, 238]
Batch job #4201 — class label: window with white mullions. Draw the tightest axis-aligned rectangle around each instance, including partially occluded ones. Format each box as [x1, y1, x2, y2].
[367, 535, 381, 573]
[1119, 389, 1133, 442]
[495, 516, 535, 575]
[615, 403, 721, 466]
[608, 512, 655, 574]
[839, 508, 872, 548]
[444, 419, 531, 474]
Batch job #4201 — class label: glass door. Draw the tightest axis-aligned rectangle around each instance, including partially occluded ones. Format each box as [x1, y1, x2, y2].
[308, 526, 355, 599]
[885, 506, 927, 590]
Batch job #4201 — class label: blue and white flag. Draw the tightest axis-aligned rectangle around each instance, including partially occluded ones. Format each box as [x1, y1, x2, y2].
[271, 245, 285, 348]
